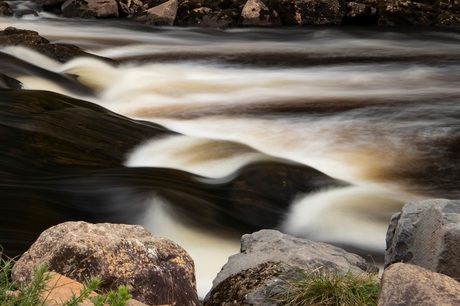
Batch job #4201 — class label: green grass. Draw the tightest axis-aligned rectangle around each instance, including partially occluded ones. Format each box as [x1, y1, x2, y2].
[268, 266, 380, 306]
[0, 253, 132, 306]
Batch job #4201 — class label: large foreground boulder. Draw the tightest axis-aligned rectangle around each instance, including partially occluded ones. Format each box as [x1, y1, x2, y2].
[385, 199, 460, 279]
[379, 262, 460, 306]
[12, 221, 199, 306]
[204, 229, 378, 305]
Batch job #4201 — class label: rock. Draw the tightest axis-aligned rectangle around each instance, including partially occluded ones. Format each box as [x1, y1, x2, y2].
[0, 27, 116, 64]
[0, 0, 13, 16]
[176, 7, 237, 28]
[204, 229, 378, 305]
[378, 262, 460, 306]
[378, 0, 437, 26]
[131, 0, 178, 25]
[344, 1, 378, 25]
[117, 0, 148, 16]
[12, 221, 199, 306]
[270, 0, 344, 25]
[41, 272, 99, 305]
[34, 0, 66, 14]
[239, 0, 281, 26]
[385, 199, 460, 280]
[61, 0, 119, 18]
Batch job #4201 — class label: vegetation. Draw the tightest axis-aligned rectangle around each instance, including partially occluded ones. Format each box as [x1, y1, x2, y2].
[269, 266, 380, 306]
[0, 254, 132, 306]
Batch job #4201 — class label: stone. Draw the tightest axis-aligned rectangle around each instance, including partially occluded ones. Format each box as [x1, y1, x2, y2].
[61, 0, 119, 18]
[131, 0, 179, 25]
[204, 229, 378, 305]
[377, 0, 437, 26]
[344, 2, 378, 25]
[271, 0, 344, 25]
[239, 0, 281, 26]
[385, 199, 460, 280]
[378, 262, 460, 306]
[0, 1, 13, 16]
[0, 27, 116, 63]
[12, 221, 199, 306]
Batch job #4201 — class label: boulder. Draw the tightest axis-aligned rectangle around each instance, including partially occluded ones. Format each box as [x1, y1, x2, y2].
[12, 221, 199, 306]
[204, 229, 378, 305]
[378, 262, 460, 306]
[385, 199, 460, 280]
[239, 0, 281, 26]
[131, 0, 178, 25]
[61, 0, 119, 18]
[270, 0, 345, 25]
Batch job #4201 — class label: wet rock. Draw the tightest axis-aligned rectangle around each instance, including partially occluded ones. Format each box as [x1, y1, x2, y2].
[131, 0, 178, 25]
[0, 1, 13, 16]
[270, 0, 345, 25]
[12, 221, 199, 306]
[378, 0, 437, 26]
[61, 0, 119, 18]
[0, 27, 116, 63]
[379, 262, 460, 306]
[204, 229, 378, 305]
[176, 6, 237, 28]
[239, 0, 281, 26]
[344, 1, 378, 25]
[385, 199, 460, 279]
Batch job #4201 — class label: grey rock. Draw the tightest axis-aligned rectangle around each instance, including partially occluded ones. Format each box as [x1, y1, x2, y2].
[12, 221, 199, 306]
[61, 0, 119, 18]
[385, 199, 460, 279]
[131, 0, 178, 25]
[204, 229, 378, 305]
[239, 0, 281, 26]
[378, 262, 460, 306]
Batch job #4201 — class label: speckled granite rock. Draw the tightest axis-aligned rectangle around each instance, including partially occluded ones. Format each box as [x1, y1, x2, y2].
[12, 221, 199, 306]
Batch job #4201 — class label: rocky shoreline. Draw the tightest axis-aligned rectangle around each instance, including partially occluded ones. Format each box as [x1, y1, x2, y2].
[6, 199, 460, 305]
[1, 0, 460, 29]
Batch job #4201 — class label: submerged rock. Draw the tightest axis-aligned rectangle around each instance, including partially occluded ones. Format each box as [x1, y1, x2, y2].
[12, 221, 199, 306]
[204, 229, 378, 305]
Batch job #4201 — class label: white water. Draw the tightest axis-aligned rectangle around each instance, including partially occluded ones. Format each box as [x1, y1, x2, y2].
[2, 17, 460, 296]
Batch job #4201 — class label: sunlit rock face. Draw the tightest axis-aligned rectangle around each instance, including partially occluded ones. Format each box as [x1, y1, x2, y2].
[12, 221, 199, 306]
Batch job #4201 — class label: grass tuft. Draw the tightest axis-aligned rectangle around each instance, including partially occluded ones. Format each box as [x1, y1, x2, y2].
[268, 266, 380, 306]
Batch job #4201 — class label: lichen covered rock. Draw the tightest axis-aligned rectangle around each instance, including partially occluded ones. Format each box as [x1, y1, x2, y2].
[12, 221, 199, 306]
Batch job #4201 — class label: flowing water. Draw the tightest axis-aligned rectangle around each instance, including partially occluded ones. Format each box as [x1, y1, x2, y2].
[1, 14, 460, 296]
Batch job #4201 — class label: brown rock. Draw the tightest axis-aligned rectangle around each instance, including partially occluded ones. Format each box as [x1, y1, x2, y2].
[61, 0, 119, 18]
[131, 0, 178, 25]
[271, 0, 344, 25]
[239, 0, 281, 26]
[12, 221, 199, 306]
[379, 262, 460, 306]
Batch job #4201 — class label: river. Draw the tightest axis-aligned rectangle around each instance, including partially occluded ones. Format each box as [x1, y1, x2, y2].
[1, 13, 460, 296]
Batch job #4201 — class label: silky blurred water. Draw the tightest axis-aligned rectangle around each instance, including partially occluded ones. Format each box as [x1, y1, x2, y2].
[1, 16, 460, 296]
